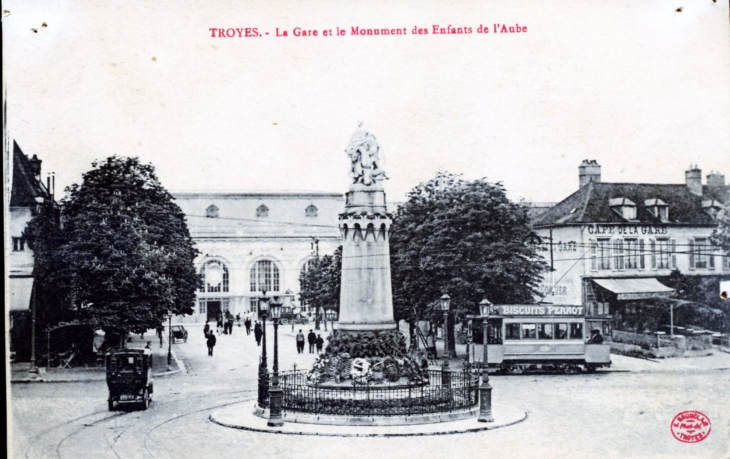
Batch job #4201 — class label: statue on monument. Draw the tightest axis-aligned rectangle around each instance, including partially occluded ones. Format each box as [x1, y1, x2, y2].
[345, 124, 388, 186]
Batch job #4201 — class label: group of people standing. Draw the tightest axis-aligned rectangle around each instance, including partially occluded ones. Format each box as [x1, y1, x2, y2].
[202, 312, 327, 358]
[296, 329, 324, 354]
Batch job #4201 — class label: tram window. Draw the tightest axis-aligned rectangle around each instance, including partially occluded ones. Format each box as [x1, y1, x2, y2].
[505, 324, 521, 340]
[555, 323, 568, 339]
[538, 324, 554, 339]
[570, 323, 583, 340]
[521, 323, 537, 339]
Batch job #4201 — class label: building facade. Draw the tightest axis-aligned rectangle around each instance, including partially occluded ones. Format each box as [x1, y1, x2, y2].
[6, 141, 56, 360]
[172, 191, 343, 323]
[532, 161, 729, 334]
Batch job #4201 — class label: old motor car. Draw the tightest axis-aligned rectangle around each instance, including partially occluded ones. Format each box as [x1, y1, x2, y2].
[171, 325, 188, 343]
[106, 348, 154, 410]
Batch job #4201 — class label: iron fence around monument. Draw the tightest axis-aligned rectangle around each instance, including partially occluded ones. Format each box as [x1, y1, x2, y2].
[258, 369, 480, 416]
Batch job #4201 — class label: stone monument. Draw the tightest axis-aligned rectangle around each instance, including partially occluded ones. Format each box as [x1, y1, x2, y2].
[307, 126, 422, 385]
[337, 126, 396, 332]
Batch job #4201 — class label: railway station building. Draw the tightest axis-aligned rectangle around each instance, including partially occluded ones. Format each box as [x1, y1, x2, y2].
[172, 191, 343, 323]
[531, 161, 729, 336]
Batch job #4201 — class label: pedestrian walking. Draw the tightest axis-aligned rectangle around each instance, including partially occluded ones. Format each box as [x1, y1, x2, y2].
[245, 317, 252, 335]
[227, 317, 234, 335]
[254, 321, 263, 346]
[217, 317, 223, 335]
[157, 324, 164, 348]
[307, 329, 316, 354]
[236, 313, 241, 328]
[296, 329, 305, 354]
[315, 334, 324, 354]
[206, 332, 217, 356]
[204, 322, 210, 337]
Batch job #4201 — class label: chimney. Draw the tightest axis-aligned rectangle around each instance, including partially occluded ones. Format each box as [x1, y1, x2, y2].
[706, 171, 725, 187]
[579, 160, 601, 188]
[685, 164, 702, 196]
[29, 154, 42, 180]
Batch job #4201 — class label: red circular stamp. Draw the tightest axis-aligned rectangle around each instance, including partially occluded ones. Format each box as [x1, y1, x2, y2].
[671, 411, 711, 443]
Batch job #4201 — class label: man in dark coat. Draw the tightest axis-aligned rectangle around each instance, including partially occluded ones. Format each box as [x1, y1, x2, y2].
[244, 317, 252, 335]
[206, 332, 217, 356]
[307, 329, 317, 354]
[315, 334, 324, 354]
[204, 322, 210, 337]
[254, 321, 263, 346]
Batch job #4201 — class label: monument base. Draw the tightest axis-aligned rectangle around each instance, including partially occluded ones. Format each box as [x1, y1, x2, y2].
[335, 321, 397, 332]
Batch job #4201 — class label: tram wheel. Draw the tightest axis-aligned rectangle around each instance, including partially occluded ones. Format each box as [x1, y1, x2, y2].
[564, 365, 578, 375]
[586, 365, 597, 373]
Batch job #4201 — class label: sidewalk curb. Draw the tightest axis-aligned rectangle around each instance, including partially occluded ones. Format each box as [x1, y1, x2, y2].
[11, 337, 186, 384]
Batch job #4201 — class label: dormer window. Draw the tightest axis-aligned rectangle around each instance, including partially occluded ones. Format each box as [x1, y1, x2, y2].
[206, 204, 219, 218]
[702, 199, 723, 219]
[305, 204, 318, 218]
[609, 198, 636, 221]
[256, 204, 269, 218]
[644, 199, 669, 222]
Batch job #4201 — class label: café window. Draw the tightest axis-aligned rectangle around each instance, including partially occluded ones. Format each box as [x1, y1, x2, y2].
[505, 323, 521, 340]
[591, 239, 611, 271]
[690, 238, 714, 270]
[656, 238, 669, 269]
[625, 239, 638, 269]
[644, 199, 669, 222]
[723, 256, 730, 271]
[570, 323, 583, 340]
[609, 197, 637, 221]
[613, 239, 625, 270]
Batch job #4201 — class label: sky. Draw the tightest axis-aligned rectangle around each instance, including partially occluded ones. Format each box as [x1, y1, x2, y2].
[4, 0, 730, 205]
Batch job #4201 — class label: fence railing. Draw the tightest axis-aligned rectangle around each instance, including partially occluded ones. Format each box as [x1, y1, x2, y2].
[258, 369, 480, 416]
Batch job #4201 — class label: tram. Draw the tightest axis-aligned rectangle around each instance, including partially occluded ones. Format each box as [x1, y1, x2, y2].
[481, 304, 611, 373]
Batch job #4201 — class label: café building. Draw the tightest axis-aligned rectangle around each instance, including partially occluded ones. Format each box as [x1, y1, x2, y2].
[531, 161, 729, 335]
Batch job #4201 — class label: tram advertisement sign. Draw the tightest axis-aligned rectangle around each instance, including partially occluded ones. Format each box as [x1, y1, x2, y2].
[496, 305, 584, 316]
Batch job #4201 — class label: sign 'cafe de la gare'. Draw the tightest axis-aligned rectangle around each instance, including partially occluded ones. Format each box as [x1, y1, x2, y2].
[529, 160, 729, 333]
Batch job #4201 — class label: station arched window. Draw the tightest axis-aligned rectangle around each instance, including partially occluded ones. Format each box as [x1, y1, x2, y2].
[199, 260, 229, 293]
[250, 259, 279, 292]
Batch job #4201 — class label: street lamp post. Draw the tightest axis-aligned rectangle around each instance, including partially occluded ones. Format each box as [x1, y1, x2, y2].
[439, 294, 451, 368]
[167, 310, 173, 370]
[478, 299, 494, 423]
[257, 291, 270, 408]
[268, 298, 284, 427]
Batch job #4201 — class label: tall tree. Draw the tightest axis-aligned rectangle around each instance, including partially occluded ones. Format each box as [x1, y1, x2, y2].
[42, 156, 198, 345]
[390, 172, 548, 356]
[299, 246, 342, 330]
[710, 206, 730, 257]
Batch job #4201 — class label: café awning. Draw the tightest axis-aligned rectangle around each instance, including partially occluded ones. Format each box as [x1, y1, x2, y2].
[592, 278, 674, 300]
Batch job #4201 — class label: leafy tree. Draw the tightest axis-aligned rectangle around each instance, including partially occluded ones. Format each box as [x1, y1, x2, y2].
[32, 156, 199, 346]
[299, 246, 342, 330]
[390, 172, 549, 356]
[710, 206, 730, 257]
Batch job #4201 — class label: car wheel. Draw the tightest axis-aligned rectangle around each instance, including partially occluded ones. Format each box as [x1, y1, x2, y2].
[108, 400, 115, 411]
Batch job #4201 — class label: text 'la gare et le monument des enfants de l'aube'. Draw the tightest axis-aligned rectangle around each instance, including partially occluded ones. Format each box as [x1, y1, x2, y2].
[208, 23, 528, 38]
